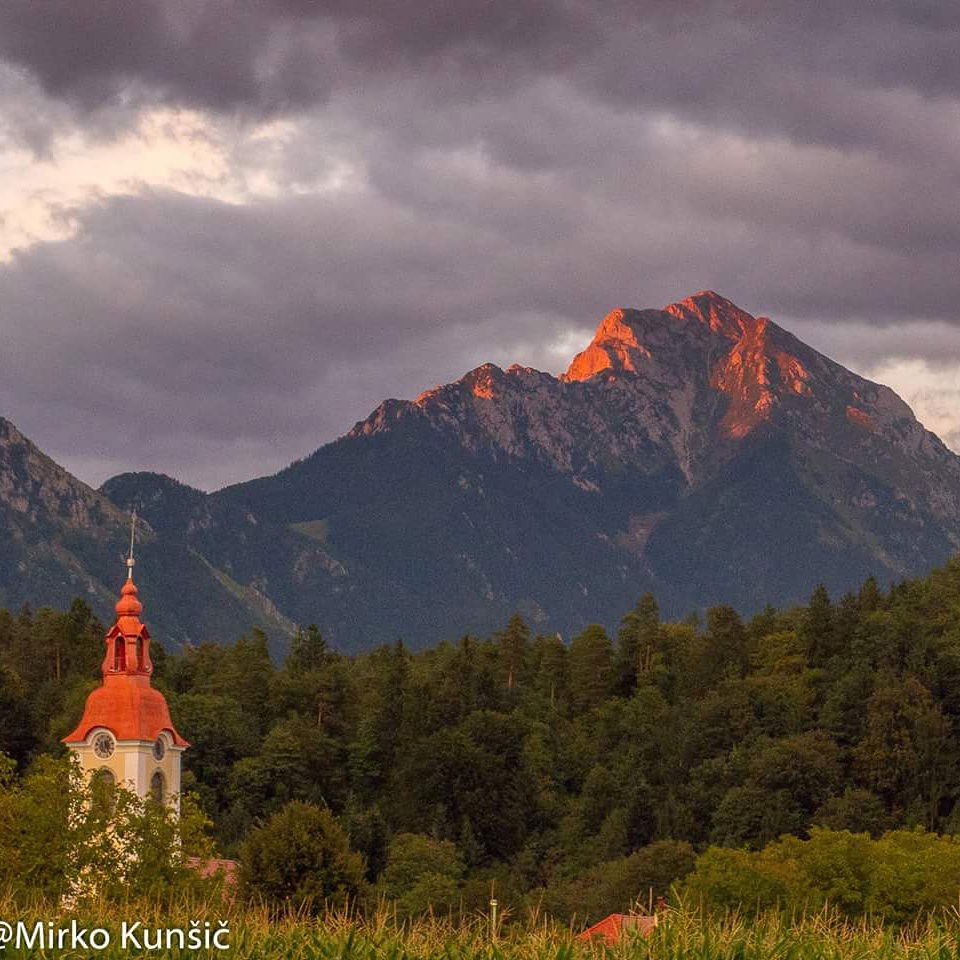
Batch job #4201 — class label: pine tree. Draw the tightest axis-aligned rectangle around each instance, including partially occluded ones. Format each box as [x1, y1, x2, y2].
[496, 614, 531, 692]
[569, 624, 614, 711]
[287, 624, 330, 672]
[801, 584, 834, 664]
[616, 593, 660, 693]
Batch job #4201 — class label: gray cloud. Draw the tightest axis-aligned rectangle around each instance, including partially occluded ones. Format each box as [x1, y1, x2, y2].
[4, 2, 960, 134]
[0, 0, 597, 122]
[1, 1, 959, 488]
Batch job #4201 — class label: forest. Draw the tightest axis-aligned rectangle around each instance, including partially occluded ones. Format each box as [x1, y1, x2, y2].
[4, 557, 960, 920]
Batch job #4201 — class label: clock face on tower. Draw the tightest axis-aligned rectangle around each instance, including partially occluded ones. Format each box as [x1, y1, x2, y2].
[93, 731, 115, 759]
[152, 737, 166, 761]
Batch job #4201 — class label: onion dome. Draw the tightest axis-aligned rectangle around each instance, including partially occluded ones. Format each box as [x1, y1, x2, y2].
[61, 520, 188, 747]
[116, 578, 143, 617]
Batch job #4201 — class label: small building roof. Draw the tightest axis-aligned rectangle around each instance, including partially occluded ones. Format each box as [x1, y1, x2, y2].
[577, 913, 658, 944]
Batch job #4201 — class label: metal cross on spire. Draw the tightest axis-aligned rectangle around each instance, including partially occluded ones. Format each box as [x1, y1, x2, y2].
[126, 510, 137, 580]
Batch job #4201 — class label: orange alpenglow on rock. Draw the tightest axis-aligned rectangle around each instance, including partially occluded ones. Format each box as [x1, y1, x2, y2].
[561, 291, 819, 441]
[63, 530, 187, 808]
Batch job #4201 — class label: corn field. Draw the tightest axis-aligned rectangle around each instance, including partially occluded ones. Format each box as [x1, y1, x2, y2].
[5, 896, 960, 960]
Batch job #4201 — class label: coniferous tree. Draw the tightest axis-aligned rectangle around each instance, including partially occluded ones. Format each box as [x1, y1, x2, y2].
[531, 632, 567, 712]
[568, 624, 614, 712]
[287, 624, 330, 672]
[496, 614, 531, 692]
[802, 584, 834, 665]
[704, 605, 749, 683]
[616, 593, 660, 693]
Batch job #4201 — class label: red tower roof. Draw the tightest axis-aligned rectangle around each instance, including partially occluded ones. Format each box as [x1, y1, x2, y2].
[63, 572, 188, 746]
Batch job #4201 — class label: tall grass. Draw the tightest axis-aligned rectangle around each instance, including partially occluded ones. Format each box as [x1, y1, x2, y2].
[3, 895, 960, 959]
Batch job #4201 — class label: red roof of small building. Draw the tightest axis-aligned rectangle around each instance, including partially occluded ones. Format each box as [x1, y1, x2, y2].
[577, 914, 658, 945]
[63, 574, 188, 746]
[186, 857, 238, 885]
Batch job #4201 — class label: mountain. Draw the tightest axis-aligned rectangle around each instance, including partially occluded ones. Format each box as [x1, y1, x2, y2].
[0, 415, 128, 614]
[0, 418, 295, 647]
[104, 291, 960, 649]
[5, 291, 960, 652]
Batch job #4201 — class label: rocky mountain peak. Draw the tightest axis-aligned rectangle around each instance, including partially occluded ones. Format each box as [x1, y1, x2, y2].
[663, 289, 761, 340]
[558, 291, 826, 440]
[561, 290, 767, 385]
[561, 308, 650, 382]
[354, 292, 930, 467]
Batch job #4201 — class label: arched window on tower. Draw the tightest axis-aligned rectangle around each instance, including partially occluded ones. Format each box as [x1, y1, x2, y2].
[150, 770, 165, 804]
[93, 767, 116, 787]
[91, 768, 116, 816]
[113, 636, 125, 671]
[136, 636, 143, 670]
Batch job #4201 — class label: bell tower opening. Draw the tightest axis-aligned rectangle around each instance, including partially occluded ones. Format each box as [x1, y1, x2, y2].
[90, 767, 117, 816]
[150, 770, 165, 804]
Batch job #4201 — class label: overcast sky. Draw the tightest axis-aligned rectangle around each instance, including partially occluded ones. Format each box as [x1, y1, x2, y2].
[1, 1, 959, 490]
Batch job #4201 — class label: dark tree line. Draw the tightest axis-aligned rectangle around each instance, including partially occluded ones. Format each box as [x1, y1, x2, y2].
[4, 558, 960, 916]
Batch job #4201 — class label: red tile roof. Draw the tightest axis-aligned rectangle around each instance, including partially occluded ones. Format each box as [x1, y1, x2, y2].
[578, 913, 658, 944]
[187, 858, 238, 885]
[63, 673, 188, 745]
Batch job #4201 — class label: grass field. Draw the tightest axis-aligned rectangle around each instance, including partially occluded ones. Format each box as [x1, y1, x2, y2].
[5, 899, 960, 960]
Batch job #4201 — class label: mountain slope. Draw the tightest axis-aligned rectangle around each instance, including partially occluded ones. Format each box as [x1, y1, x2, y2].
[194, 291, 960, 648]
[0, 419, 295, 649]
[0, 415, 129, 614]
[7, 291, 960, 652]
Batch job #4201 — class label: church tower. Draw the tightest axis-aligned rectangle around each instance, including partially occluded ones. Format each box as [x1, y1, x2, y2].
[63, 525, 188, 811]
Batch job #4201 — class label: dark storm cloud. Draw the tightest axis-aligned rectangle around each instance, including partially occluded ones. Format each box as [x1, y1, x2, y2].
[1, 0, 960, 487]
[4, 2, 960, 130]
[0, 0, 594, 118]
[0, 1, 330, 115]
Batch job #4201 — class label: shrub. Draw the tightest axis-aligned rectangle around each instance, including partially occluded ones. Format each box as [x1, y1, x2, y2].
[378, 833, 464, 917]
[0, 753, 219, 905]
[239, 801, 364, 912]
[683, 827, 960, 921]
[546, 839, 696, 921]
